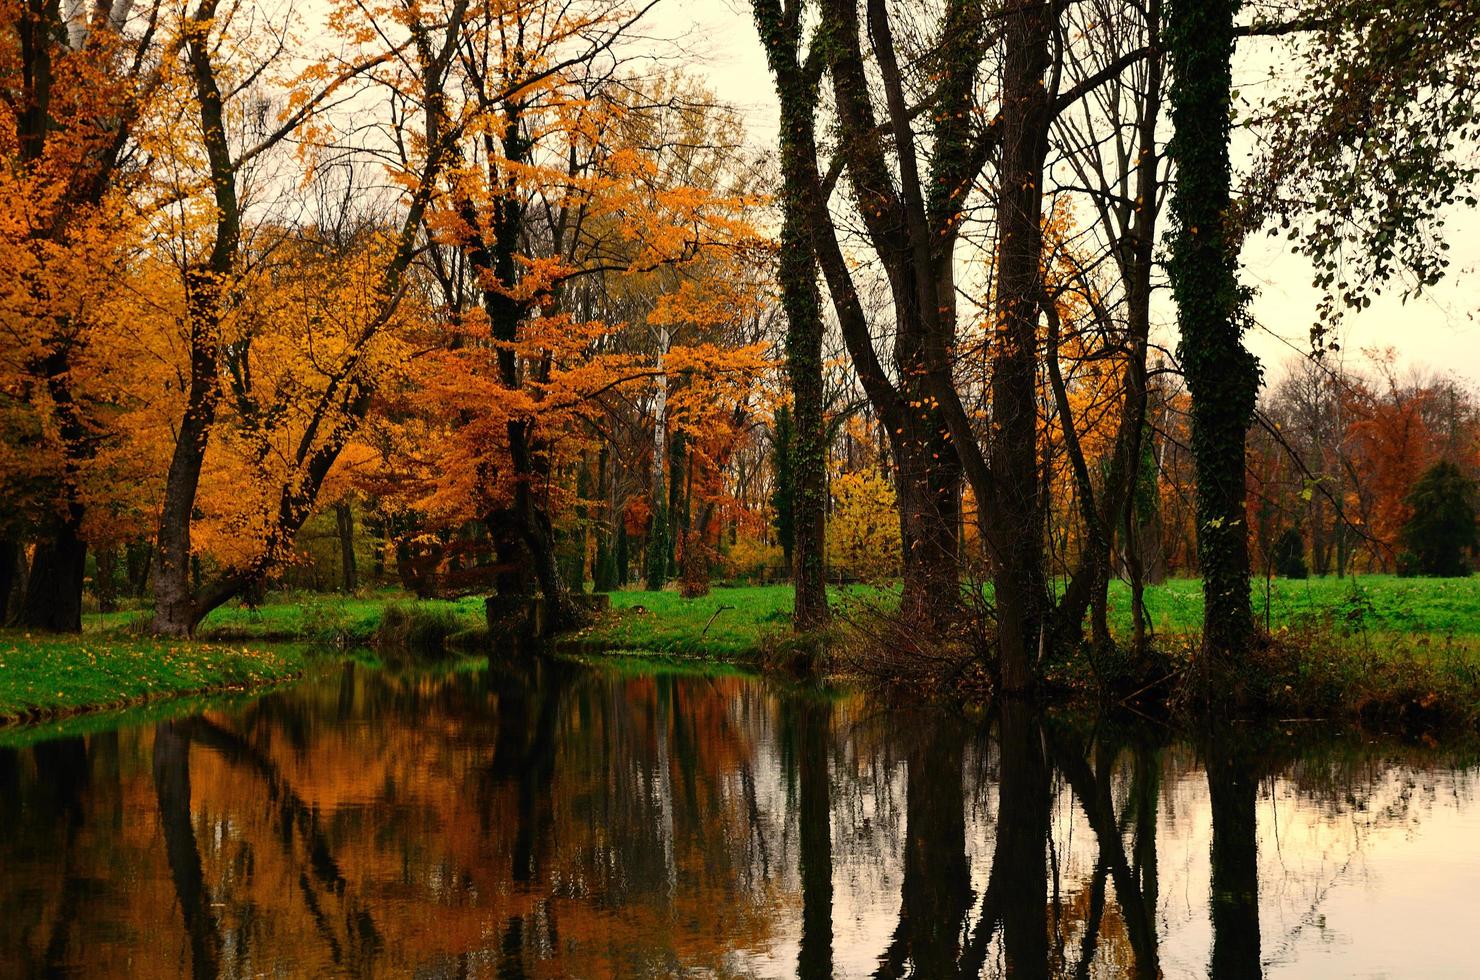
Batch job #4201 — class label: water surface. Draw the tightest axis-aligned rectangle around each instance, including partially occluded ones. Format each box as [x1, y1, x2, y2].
[2, 656, 1477, 978]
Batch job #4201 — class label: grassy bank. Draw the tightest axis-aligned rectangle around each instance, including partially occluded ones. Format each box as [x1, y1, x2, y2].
[88, 592, 486, 645]
[10, 574, 1475, 732]
[0, 633, 307, 724]
[1119, 575, 1480, 637]
[576, 576, 1480, 657]
[2, 594, 489, 726]
[573, 578, 1480, 730]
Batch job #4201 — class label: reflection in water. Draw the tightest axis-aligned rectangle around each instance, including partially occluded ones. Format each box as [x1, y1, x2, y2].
[153, 723, 219, 980]
[2, 659, 1479, 977]
[785, 696, 832, 980]
[1206, 742, 1261, 980]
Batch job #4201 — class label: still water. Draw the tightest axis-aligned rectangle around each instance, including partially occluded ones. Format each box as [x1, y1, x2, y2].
[3, 656, 1478, 978]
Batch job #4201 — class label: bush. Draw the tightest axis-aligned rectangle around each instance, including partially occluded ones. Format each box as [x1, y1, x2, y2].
[719, 535, 785, 584]
[1273, 528, 1308, 579]
[1399, 460, 1478, 577]
[374, 602, 464, 657]
[827, 470, 902, 583]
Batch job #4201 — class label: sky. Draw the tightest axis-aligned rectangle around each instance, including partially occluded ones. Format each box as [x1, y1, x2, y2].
[644, 0, 1480, 388]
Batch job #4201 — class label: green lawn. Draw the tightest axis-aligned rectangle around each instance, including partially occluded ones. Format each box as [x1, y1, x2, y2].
[83, 577, 1475, 651]
[0, 632, 306, 722]
[569, 586, 797, 658]
[1120, 575, 1480, 637]
[575, 575, 1480, 657]
[86, 591, 486, 644]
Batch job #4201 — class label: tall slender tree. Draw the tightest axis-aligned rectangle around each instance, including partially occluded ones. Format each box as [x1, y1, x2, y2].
[1165, 0, 1260, 674]
[752, 0, 829, 631]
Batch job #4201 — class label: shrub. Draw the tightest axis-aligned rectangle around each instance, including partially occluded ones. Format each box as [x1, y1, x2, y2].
[827, 470, 901, 583]
[1273, 528, 1308, 579]
[720, 535, 785, 584]
[374, 602, 463, 657]
[1398, 460, 1478, 576]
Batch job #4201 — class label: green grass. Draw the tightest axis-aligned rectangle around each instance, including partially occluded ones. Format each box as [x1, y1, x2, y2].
[574, 576, 1480, 659]
[0, 592, 489, 726]
[87, 590, 486, 645]
[9, 575, 1471, 732]
[0, 632, 307, 723]
[84, 577, 1472, 650]
[568, 585, 888, 659]
[1114, 575, 1480, 638]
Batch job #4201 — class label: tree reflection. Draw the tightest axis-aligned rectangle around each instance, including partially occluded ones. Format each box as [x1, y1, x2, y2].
[990, 699, 1052, 980]
[152, 723, 220, 980]
[1206, 738, 1262, 979]
[871, 710, 972, 977]
[4, 667, 1474, 977]
[781, 693, 833, 980]
[1047, 727, 1160, 978]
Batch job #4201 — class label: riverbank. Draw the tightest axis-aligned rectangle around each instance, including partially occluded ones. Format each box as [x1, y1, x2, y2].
[7, 575, 1479, 732]
[576, 576, 1480, 652]
[0, 632, 307, 725]
[577, 579, 1480, 730]
[86, 593, 487, 646]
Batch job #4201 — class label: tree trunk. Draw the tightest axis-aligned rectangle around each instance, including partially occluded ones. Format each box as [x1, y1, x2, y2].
[94, 546, 119, 613]
[0, 536, 19, 624]
[616, 523, 630, 587]
[1167, 0, 1259, 677]
[151, 332, 219, 637]
[990, 0, 1054, 693]
[762, 26, 831, 630]
[125, 540, 151, 597]
[153, 6, 238, 636]
[335, 502, 357, 593]
[21, 347, 94, 633]
[19, 525, 86, 632]
[593, 448, 617, 592]
[894, 441, 962, 626]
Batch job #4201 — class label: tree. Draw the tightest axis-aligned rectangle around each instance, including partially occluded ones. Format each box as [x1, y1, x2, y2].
[147, 0, 469, 635]
[0, 0, 165, 630]
[752, 0, 829, 631]
[1398, 461, 1478, 577]
[1253, 1, 1480, 346]
[1166, 0, 1260, 676]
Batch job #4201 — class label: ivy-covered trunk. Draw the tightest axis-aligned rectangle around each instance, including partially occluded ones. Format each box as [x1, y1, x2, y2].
[756, 4, 831, 631]
[779, 222, 830, 628]
[1166, 0, 1258, 674]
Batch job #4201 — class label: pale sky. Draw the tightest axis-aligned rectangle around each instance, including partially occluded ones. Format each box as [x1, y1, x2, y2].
[647, 0, 1480, 388]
